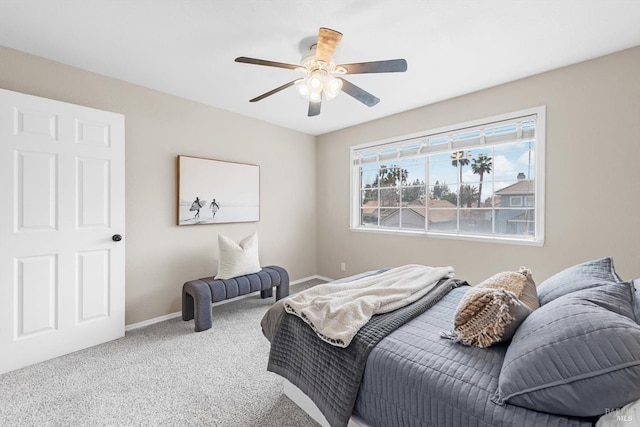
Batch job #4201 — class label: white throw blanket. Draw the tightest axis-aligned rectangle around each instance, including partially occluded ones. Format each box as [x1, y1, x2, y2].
[284, 264, 455, 348]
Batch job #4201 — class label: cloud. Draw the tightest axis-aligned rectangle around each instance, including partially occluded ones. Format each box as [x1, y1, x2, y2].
[517, 151, 535, 169]
[492, 154, 518, 181]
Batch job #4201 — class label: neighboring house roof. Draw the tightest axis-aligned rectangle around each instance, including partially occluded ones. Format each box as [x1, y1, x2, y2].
[427, 199, 456, 209]
[361, 200, 379, 215]
[495, 179, 534, 195]
[407, 199, 457, 223]
[406, 199, 425, 216]
[364, 199, 457, 224]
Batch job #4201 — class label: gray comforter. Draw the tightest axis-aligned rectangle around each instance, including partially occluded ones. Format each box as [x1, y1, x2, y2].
[354, 286, 596, 427]
[264, 277, 463, 427]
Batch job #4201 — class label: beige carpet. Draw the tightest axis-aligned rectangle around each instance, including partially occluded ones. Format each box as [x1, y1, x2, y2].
[0, 280, 325, 426]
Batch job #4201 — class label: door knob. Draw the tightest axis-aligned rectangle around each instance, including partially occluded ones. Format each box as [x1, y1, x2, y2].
[112, 234, 122, 242]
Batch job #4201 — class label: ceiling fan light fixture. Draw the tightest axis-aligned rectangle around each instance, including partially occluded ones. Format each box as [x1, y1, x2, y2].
[325, 77, 343, 99]
[235, 27, 407, 116]
[309, 71, 323, 89]
[309, 91, 322, 103]
[296, 68, 342, 102]
[297, 82, 310, 97]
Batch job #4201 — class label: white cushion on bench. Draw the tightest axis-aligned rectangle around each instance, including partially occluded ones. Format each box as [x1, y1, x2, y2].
[216, 232, 261, 280]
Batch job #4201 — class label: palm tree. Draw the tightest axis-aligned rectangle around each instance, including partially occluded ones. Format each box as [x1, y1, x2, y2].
[451, 151, 471, 206]
[471, 154, 493, 208]
[460, 184, 479, 208]
[378, 164, 408, 187]
[376, 164, 408, 207]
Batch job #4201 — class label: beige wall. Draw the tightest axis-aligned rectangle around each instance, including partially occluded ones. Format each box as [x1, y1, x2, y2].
[0, 46, 317, 325]
[2, 45, 639, 326]
[317, 47, 640, 284]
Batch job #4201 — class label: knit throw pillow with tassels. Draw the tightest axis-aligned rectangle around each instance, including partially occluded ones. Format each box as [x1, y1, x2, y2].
[441, 268, 539, 348]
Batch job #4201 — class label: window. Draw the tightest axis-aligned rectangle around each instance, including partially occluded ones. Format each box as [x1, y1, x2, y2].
[510, 196, 523, 207]
[350, 107, 545, 245]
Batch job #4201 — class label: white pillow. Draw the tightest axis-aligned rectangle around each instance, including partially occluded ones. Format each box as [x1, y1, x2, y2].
[215, 232, 261, 280]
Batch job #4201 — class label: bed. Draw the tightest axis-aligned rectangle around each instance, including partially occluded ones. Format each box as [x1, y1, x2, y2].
[261, 258, 640, 427]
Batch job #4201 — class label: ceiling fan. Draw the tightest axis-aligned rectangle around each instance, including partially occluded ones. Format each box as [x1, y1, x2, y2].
[235, 27, 408, 117]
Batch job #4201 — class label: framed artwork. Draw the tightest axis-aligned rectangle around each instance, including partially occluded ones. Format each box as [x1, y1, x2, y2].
[177, 155, 260, 225]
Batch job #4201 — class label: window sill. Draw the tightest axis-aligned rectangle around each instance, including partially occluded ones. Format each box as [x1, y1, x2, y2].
[349, 226, 544, 247]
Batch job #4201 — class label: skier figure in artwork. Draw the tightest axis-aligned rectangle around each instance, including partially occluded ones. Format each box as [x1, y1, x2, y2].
[210, 198, 220, 219]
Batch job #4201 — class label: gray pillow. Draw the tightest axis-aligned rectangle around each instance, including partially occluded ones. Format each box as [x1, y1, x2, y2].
[537, 257, 622, 305]
[493, 282, 640, 417]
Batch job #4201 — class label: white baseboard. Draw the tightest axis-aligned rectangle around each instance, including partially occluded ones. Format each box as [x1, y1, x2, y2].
[124, 274, 330, 332]
[290, 274, 331, 286]
[125, 312, 182, 332]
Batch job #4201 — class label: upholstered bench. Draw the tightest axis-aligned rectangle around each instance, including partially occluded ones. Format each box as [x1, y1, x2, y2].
[182, 265, 289, 332]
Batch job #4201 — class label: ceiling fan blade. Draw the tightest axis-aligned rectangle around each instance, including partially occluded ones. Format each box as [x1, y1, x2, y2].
[339, 78, 380, 107]
[315, 27, 343, 64]
[339, 59, 408, 74]
[235, 57, 299, 70]
[308, 101, 321, 117]
[249, 80, 300, 102]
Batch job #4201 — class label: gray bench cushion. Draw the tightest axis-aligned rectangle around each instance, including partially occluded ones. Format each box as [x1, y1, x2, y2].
[182, 265, 289, 332]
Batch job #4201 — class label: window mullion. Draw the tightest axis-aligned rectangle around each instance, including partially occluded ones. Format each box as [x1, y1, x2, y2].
[491, 145, 496, 235]
[424, 157, 429, 232]
[377, 184, 380, 227]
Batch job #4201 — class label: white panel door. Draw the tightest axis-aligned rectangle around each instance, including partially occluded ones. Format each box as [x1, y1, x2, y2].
[0, 88, 125, 374]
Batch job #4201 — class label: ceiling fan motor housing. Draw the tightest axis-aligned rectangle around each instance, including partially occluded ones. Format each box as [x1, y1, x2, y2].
[300, 45, 317, 67]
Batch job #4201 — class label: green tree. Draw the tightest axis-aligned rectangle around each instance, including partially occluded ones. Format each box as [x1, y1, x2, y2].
[430, 180, 451, 200]
[360, 164, 408, 205]
[362, 184, 376, 204]
[460, 184, 479, 208]
[378, 164, 408, 187]
[361, 165, 410, 207]
[471, 154, 493, 208]
[402, 178, 426, 203]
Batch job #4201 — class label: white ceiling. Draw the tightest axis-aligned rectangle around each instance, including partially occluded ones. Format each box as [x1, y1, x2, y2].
[1, 1, 639, 136]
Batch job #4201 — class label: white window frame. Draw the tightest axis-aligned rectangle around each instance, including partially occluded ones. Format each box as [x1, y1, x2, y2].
[349, 106, 546, 246]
